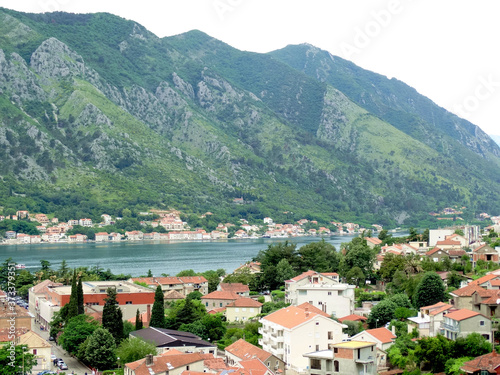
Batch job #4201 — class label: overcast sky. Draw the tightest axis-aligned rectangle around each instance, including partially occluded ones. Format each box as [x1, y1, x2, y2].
[1, 0, 499, 135]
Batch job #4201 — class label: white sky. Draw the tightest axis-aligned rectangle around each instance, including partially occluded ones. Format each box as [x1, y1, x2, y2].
[1, 0, 499, 135]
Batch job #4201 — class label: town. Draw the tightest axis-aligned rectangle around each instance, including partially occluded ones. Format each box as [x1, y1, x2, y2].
[3, 220, 500, 375]
[0, 208, 382, 245]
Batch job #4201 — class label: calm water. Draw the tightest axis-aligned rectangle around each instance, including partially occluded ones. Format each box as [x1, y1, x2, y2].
[0, 235, 357, 276]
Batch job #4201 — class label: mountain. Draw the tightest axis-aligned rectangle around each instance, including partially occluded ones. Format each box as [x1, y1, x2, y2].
[0, 8, 499, 227]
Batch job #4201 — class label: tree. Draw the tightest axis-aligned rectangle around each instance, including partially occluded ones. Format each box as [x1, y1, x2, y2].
[367, 299, 397, 328]
[77, 275, 84, 315]
[59, 314, 99, 355]
[84, 328, 117, 370]
[67, 269, 78, 320]
[116, 337, 157, 366]
[298, 240, 340, 273]
[0, 344, 37, 374]
[345, 266, 365, 286]
[179, 313, 226, 342]
[275, 259, 295, 286]
[40, 259, 51, 271]
[378, 253, 405, 282]
[102, 287, 124, 344]
[149, 285, 166, 328]
[135, 309, 143, 331]
[414, 272, 446, 309]
[342, 320, 363, 337]
[341, 237, 375, 279]
[414, 334, 453, 373]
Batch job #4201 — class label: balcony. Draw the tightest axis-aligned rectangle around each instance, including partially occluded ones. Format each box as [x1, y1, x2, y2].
[441, 322, 459, 332]
[355, 356, 375, 364]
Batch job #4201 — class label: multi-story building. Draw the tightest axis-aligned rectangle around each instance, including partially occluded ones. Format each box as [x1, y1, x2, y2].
[225, 338, 285, 373]
[218, 282, 250, 297]
[225, 297, 262, 322]
[201, 291, 240, 310]
[442, 308, 491, 341]
[285, 270, 355, 318]
[303, 341, 377, 375]
[30, 280, 155, 329]
[259, 304, 347, 373]
[125, 352, 205, 375]
[129, 276, 208, 296]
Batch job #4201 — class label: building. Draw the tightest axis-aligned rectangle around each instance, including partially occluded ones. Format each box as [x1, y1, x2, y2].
[415, 301, 454, 337]
[129, 276, 209, 296]
[225, 298, 262, 322]
[460, 351, 500, 374]
[201, 291, 240, 310]
[472, 244, 499, 267]
[125, 352, 205, 375]
[442, 308, 491, 341]
[30, 280, 155, 329]
[350, 328, 396, 368]
[225, 338, 285, 373]
[0, 301, 33, 333]
[15, 331, 52, 372]
[365, 237, 382, 249]
[129, 327, 216, 354]
[303, 341, 377, 375]
[285, 270, 355, 318]
[218, 283, 250, 297]
[259, 305, 347, 373]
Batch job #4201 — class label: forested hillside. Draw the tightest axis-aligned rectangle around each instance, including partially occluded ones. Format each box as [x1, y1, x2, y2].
[0, 8, 499, 226]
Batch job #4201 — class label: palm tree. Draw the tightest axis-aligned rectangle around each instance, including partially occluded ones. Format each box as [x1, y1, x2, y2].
[403, 254, 423, 275]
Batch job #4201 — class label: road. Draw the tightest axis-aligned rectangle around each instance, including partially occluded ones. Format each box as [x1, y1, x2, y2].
[33, 321, 92, 375]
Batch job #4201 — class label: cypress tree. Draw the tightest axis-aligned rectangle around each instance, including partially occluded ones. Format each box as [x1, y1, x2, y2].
[149, 285, 166, 328]
[67, 269, 78, 319]
[102, 287, 124, 344]
[77, 276, 84, 315]
[135, 309, 143, 330]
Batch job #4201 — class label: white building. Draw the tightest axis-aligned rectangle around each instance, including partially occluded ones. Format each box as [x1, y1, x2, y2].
[285, 270, 355, 318]
[259, 304, 347, 373]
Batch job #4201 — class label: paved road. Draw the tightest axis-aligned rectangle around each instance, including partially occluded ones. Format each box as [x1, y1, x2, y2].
[33, 321, 92, 375]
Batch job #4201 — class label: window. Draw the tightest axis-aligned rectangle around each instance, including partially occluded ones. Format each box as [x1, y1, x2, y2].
[205, 302, 208, 307]
[334, 360, 339, 372]
[125, 301, 132, 304]
[220, 303, 223, 307]
[328, 292, 332, 296]
[316, 321, 319, 325]
[328, 331, 333, 340]
[333, 348, 338, 354]
[480, 320, 485, 326]
[311, 359, 321, 370]
[186, 366, 190, 371]
[316, 345, 319, 351]
[32, 349, 37, 355]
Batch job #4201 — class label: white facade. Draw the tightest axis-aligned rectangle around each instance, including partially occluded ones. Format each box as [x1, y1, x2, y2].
[259, 306, 347, 373]
[285, 271, 355, 318]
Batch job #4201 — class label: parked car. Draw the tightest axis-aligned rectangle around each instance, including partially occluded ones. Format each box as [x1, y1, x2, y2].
[53, 358, 63, 366]
[58, 362, 68, 370]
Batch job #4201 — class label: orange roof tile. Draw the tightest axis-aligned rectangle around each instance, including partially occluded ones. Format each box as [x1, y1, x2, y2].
[262, 305, 324, 329]
[445, 308, 481, 321]
[297, 302, 331, 318]
[337, 314, 368, 322]
[366, 237, 382, 245]
[362, 327, 396, 344]
[426, 247, 447, 256]
[126, 353, 205, 375]
[450, 283, 486, 297]
[225, 339, 272, 362]
[220, 283, 250, 293]
[461, 351, 500, 373]
[436, 239, 461, 246]
[201, 290, 240, 300]
[470, 274, 499, 286]
[226, 298, 263, 308]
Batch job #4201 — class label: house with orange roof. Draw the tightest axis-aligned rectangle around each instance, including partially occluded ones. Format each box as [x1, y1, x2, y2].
[449, 283, 492, 310]
[470, 274, 500, 288]
[435, 239, 462, 250]
[15, 330, 52, 372]
[425, 247, 450, 263]
[238, 358, 275, 375]
[303, 341, 377, 375]
[225, 339, 285, 373]
[417, 301, 454, 337]
[442, 308, 491, 341]
[233, 261, 261, 274]
[472, 244, 499, 267]
[337, 314, 368, 325]
[259, 305, 347, 373]
[460, 350, 500, 374]
[350, 327, 396, 367]
[201, 291, 240, 310]
[225, 297, 263, 322]
[365, 237, 382, 249]
[445, 233, 468, 247]
[218, 283, 250, 297]
[125, 352, 205, 375]
[129, 276, 208, 296]
[285, 270, 355, 318]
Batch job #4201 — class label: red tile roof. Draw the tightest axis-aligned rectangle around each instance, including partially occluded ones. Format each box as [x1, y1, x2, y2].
[125, 353, 205, 375]
[239, 358, 271, 375]
[470, 274, 499, 286]
[262, 305, 337, 329]
[366, 237, 382, 245]
[436, 239, 461, 246]
[445, 308, 481, 321]
[225, 339, 272, 362]
[296, 302, 331, 318]
[226, 297, 263, 308]
[337, 314, 368, 322]
[219, 283, 250, 293]
[450, 283, 487, 297]
[361, 327, 396, 344]
[201, 291, 240, 300]
[461, 351, 500, 373]
[426, 247, 446, 256]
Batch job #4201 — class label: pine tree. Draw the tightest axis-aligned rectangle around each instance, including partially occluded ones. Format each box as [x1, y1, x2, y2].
[135, 309, 143, 330]
[67, 269, 78, 320]
[77, 275, 84, 315]
[149, 285, 166, 328]
[102, 287, 124, 344]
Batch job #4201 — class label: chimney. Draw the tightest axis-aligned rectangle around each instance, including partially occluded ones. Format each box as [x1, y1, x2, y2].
[146, 354, 154, 366]
[391, 325, 396, 335]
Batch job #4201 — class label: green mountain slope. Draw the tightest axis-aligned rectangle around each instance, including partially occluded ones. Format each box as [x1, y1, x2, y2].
[0, 8, 499, 226]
